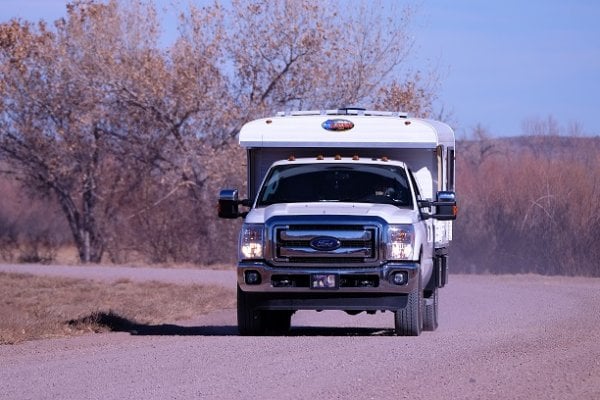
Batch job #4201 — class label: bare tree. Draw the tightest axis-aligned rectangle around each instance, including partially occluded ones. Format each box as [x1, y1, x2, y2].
[1, 0, 439, 264]
[0, 1, 159, 262]
[522, 115, 561, 137]
[220, 0, 429, 129]
[375, 71, 438, 117]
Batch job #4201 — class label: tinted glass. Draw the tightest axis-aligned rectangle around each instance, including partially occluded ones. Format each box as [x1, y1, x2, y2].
[257, 163, 413, 207]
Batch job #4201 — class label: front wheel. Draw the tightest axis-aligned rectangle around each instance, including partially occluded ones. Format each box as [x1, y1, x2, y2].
[237, 285, 265, 336]
[394, 288, 423, 336]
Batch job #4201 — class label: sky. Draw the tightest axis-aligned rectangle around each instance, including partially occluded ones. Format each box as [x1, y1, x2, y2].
[1, 0, 599, 137]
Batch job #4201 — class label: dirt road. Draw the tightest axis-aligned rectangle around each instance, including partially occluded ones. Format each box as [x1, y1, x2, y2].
[1, 264, 599, 399]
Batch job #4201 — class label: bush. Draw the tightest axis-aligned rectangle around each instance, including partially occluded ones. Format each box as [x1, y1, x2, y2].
[452, 136, 600, 276]
[0, 177, 70, 263]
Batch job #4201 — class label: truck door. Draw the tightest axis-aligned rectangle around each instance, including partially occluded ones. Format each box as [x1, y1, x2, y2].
[408, 169, 434, 260]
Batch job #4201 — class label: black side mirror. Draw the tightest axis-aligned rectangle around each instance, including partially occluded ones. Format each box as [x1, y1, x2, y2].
[433, 191, 457, 221]
[218, 189, 241, 219]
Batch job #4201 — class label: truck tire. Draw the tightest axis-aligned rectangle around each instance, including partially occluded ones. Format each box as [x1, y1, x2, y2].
[237, 285, 265, 336]
[394, 287, 423, 336]
[423, 288, 439, 331]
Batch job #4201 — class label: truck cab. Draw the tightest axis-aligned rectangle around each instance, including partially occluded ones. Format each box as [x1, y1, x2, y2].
[219, 109, 456, 336]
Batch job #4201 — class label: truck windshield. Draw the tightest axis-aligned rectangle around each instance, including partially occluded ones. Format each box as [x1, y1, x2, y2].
[257, 163, 413, 207]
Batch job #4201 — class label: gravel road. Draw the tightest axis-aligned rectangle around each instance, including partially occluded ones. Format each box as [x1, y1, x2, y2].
[1, 264, 599, 400]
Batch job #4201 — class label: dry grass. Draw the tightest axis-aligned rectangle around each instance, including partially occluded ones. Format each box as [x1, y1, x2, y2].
[0, 272, 236, 344]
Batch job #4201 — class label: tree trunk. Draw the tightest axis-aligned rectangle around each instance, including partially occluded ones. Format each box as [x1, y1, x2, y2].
[54, 186, 104, 264]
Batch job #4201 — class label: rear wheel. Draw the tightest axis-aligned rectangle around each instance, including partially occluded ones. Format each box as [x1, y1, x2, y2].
[423, 288, 439, 331]
[394, 287, 423, 336]
[237, 285, 265, 336]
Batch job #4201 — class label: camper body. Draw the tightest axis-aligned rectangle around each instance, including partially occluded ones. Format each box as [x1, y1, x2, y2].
[219, 109, 457, 336]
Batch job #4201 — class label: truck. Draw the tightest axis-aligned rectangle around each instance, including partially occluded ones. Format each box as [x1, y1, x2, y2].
[218, 108, 457, 336]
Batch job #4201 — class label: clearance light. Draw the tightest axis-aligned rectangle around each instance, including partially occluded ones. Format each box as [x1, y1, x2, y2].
[404, 120, 411, 126]
[288, 155, 296, 161]
[317, 155, 324, 160]
[334, 154, 342, 160]
[352, 155, 360, 160]
[266, 119, 273, 124]
[381, 156, 389, 162]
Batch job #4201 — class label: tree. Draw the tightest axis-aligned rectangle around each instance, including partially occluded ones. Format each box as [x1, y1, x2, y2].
[375, 72, 437, 117]
[219, 0, 433, 131]
[0, 1, 159, 262]
[1, 0, 438, 264]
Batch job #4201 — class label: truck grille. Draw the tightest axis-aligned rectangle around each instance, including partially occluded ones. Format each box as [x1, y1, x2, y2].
[273, 224, 378, 265]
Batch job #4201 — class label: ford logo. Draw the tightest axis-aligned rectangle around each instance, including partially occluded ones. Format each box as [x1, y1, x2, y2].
[310, 236, 341, 251]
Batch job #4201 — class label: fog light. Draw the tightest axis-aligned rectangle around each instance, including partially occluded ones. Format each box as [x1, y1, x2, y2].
[391, 271, 407, 285]
[245, 270, 261, 285]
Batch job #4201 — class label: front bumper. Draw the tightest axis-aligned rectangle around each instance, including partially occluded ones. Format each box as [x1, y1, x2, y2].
[237, 261, 419, 294]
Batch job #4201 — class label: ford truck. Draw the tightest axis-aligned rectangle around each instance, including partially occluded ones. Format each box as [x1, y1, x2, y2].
[218, 108, 457, 336]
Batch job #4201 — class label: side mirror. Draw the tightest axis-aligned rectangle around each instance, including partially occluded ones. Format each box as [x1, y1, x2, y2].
[433, 191, 457, 221]
[218, 189, 241, 219]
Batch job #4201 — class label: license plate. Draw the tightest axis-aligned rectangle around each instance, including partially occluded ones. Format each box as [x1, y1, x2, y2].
[311, 274, 339, 289]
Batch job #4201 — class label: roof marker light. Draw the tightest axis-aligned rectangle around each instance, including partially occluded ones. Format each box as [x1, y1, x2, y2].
[317, 155, 324, 160]
[288, 155, 296, 161]
[266, 119, 273, 124]
[404, 120, 411, 126]
[352, 155, 360, 160]
[381, 156, 389, 162]
[334, 154, 342, 160]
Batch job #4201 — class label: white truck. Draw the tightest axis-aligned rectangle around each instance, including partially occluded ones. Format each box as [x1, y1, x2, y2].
[218, 108, 457, 336]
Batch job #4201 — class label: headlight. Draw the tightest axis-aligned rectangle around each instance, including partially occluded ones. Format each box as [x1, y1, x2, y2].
[386, 225, 415, 260]
[239, 224, 264, 260]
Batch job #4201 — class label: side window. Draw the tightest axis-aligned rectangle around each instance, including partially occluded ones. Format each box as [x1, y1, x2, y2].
[260, 170, 281, 203]
[436, 145, 443, 191]
[446, 148, 455, 191]
[407, 169, 422, 201]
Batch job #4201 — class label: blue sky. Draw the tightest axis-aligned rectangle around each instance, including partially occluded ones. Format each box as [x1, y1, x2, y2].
[1, 0, 599, 137]
[416, 0, 600, 137]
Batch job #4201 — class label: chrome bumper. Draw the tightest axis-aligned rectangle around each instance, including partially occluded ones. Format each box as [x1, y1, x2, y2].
[237, 261, 420, 294]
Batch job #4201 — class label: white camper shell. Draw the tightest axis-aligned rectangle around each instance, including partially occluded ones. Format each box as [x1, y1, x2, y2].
[239, 109, 456, 247]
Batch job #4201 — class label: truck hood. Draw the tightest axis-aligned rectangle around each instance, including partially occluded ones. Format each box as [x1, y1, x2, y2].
[244, 202, 419, 224]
